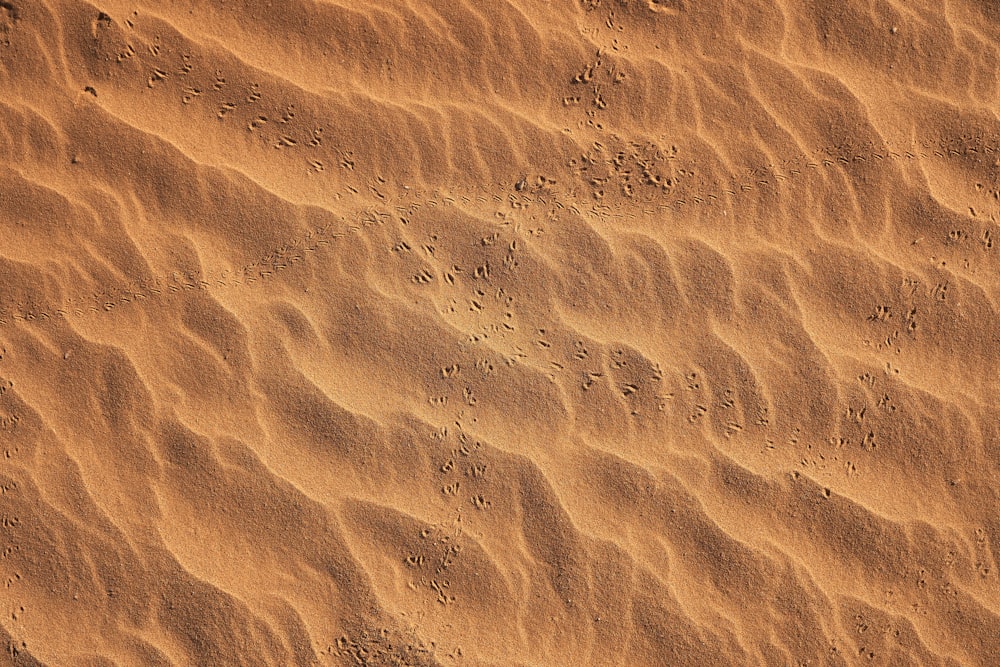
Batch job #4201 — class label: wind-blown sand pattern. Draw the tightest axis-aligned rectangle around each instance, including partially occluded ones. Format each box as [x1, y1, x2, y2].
[1, 0, 999, 664]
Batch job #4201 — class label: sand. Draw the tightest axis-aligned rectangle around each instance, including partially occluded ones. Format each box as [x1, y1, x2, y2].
[1, 0, 999, 665]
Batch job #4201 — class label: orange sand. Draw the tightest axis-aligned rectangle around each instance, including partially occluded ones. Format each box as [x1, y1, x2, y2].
[1, 0, 999, 665]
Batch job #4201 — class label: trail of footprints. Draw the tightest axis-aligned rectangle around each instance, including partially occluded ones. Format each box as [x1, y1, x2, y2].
[387, 201, 979, 490]
[317, 628, 443, 665]
[14, 7, 994, 328]
[3, 13, 997, 515]
[558, 41, 1000, 215]
[4, 123, 994, 331]
[2, 7, 998, 657]
[414, 222, 755, 448]
[93, 12, 337, 174]
[0, 142, 990, 505]
[400, 213, 992, 539]
[0, 350, 26, 649]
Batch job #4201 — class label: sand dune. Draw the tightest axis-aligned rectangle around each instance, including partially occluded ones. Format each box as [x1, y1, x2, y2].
[1, 0, 999, 664]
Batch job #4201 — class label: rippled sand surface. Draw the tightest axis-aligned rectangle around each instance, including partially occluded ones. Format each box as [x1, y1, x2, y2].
[2, 1, 1000, 665]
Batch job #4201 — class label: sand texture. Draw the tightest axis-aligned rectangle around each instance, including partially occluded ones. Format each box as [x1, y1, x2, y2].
[1, 0, 1000, 665]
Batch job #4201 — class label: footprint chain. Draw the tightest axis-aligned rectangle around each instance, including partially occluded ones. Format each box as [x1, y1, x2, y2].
[0, 132, 995, 329]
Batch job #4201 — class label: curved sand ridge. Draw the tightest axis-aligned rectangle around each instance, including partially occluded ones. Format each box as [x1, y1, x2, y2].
[1, 0, 1000, 665]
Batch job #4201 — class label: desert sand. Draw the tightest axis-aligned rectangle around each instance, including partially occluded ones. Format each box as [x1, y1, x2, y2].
[1, 0, 999, 664]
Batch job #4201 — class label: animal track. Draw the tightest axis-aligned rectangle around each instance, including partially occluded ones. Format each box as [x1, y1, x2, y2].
[1, 126, 995, 330]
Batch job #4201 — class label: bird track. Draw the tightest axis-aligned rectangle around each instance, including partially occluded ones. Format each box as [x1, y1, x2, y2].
[0, 132, 996, 329]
